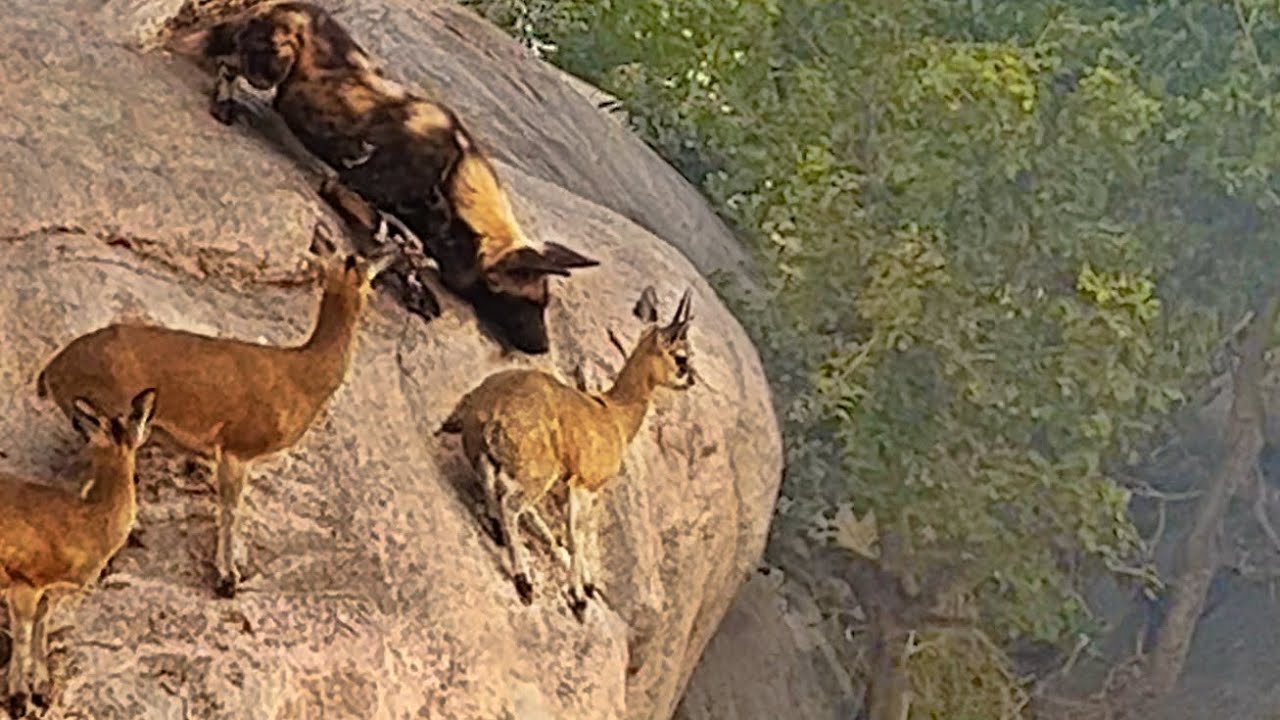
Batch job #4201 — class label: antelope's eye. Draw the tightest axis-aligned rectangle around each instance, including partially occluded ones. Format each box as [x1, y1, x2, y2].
[674, 354, 689, 373]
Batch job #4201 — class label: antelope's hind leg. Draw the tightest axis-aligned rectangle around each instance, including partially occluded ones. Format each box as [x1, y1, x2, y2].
[213, 450, 249, 599]
[476, 454, 507, 548]
[487, 458, 533, 604]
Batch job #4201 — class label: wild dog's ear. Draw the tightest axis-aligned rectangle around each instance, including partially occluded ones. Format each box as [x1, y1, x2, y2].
[166, 15, 246, 61]
[166, 26, 212, 58]
[489, 244, 598, 279]
[490, 247, 572, 279]
[633, 285, 659, 323]
[540, 242, 600, 271]
[660, 288, 694, 344]
[70, 397, 109, 443]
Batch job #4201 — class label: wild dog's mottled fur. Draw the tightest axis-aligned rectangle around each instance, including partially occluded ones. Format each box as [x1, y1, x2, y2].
[438, 290, 696, 619]
[36, 226, 394, 598]
[169, 1, 600, 353]
[1, 390, 156, 716]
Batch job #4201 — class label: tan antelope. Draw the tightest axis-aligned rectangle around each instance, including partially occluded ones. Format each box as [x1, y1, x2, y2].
[438, 290, 697, 620]
[1, 389, 156, 717]
[35, 225, 394, 598]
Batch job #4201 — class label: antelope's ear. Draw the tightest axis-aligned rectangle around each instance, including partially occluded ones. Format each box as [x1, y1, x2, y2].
[126, 388, 158, 446]
[633, 285, 659, 323]
[130, 388, 158, 424]
[70, 397, 109, 443]
[540, 242, 600, 271]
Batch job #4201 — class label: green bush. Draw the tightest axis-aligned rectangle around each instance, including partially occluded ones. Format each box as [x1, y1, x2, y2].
[465, 0, 1280, 714]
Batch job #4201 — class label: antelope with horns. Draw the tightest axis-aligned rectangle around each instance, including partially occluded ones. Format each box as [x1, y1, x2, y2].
[35, 224, 394, 598]
[167, 1, 600, 354]
[438, 289, 697, 620]
[1, 389, 156, 717]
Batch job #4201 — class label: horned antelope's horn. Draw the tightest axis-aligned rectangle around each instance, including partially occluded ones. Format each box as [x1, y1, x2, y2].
[662, 288, 694, 341]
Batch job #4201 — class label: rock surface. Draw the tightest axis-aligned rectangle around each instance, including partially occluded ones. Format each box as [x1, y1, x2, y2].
[0, 1, 782, 718]
[672, 572, 855, 720]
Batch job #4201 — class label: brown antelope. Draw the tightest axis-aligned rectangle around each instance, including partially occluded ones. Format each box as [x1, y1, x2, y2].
[1, 389, 156, 717]
[167, 1, 600, 353]
[35, 225, 394, 597]
[438, 290, 697, 620]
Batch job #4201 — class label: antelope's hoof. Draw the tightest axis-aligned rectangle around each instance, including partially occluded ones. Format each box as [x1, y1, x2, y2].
[214, 575, 238, 599]
[514, 573, 534, 605]
[210, 99, 239, 125]
[8, 693, 27, 719]
[570, 595, 588, 623]
[583, 582, 597, 599]
[28, 693, 47, 711]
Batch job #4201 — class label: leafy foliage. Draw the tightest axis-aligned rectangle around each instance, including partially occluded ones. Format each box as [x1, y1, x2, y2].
[466, 0, 1280, 713]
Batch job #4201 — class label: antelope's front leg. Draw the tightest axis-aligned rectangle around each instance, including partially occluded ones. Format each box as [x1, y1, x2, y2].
[524, 508, 571, 570]
[214, 451, 248, 598]
[210, 61, 242, 125]
[566, 485, 594, 622]
[5, 585, 40, 717]
[28, 594, 51, 708]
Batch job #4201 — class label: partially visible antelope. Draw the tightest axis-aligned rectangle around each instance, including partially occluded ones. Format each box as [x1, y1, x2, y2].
[1, 389, 156, 717]
[438, 289, 697, 620]
[35, 224, 394, 598]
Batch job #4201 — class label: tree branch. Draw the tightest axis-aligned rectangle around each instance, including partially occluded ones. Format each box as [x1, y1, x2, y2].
[1133, 287, 1279, 710]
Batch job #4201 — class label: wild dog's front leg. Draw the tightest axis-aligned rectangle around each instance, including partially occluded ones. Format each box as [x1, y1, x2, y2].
[213, 450, 248, 598]
[316, 179, 442, 320]
[210, 61, 243, 125]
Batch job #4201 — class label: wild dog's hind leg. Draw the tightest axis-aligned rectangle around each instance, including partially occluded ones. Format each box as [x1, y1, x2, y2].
[213, 450, 249, 598]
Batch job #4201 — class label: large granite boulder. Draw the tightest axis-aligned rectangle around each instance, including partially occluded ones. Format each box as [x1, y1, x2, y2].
[0, 1, 782, 718]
